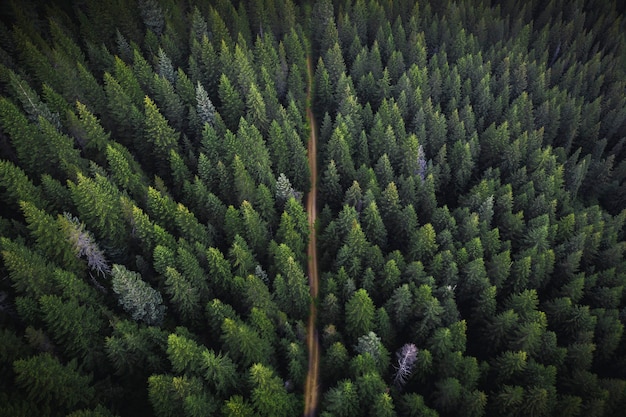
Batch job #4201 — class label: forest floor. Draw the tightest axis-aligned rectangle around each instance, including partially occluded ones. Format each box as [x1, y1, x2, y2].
[303, 54, 320, 417]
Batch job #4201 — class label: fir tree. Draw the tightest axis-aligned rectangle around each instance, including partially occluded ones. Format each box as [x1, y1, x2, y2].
[111, 264, 166, 325]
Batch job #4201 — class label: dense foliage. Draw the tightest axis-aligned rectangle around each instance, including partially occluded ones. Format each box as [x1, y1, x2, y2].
[0, 0, 625, 416]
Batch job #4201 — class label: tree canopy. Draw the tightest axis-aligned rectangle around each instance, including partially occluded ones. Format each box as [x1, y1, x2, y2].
[1, 1, 626, 416]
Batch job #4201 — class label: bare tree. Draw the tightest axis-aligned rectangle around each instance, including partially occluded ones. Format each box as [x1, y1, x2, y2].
[393, 343, 418, 387]
[63, 213, 110, 278]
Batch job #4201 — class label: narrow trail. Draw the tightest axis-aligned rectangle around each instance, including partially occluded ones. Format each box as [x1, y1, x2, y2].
[303, 54, 320, 417]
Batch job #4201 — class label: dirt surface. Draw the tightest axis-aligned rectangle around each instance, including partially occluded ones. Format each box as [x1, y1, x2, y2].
[303, 55, 320, 417]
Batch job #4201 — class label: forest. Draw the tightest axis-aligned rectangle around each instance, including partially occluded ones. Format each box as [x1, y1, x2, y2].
[0, 0, 625, 416]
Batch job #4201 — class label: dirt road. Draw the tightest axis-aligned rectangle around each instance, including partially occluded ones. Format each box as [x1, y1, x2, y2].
[303, 55, 320, 417]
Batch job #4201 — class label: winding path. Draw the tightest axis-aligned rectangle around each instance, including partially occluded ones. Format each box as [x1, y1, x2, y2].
[303, 55, 320, 417]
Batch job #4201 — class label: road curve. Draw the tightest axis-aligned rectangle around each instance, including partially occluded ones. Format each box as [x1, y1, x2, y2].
[303, 54, 320, 417]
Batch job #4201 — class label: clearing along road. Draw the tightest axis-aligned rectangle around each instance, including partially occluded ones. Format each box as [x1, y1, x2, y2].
[303, 54, 320, 417]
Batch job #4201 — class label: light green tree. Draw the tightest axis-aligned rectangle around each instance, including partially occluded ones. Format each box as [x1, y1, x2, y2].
[111, 264, 166, 325]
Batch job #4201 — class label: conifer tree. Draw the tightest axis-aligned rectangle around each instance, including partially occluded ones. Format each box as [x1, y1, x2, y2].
[345, 289, 376, 342]
[13, 353, 94, 411]
[68, 172, 126, 249]
[272, 243, 309, 320]
[218, 75, 244, 132]
[152, 74, 185, 131]
[195, 81, 215, 127]
[111, 264, 166, 325]
[249, 363, 298, 417]
[143, 96, 180, 163]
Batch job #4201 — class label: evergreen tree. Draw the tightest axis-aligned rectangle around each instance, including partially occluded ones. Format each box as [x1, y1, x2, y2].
[218, 74, 244, 132]
[111, 264, 166, 325]
[221, 318, 272, 368]
[68, 172, 127, 248]
[13, 353, 94, 411]
[249, 363, 298, 417]
[40, 293, 104, 367]
[345, 289, 376, 342]
[143, 96, 180, 163]
[272, 243, 309, 320]
[195, 81, 215, 127]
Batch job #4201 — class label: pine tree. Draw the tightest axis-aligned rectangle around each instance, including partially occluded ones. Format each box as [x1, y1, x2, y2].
[70, 101, 111, 156]
[166, 332, 204, 375]
[323, 379, 359, 417]
[103, 72, 143, 143]
[143, 95, 180, 163]
[152, 73, 185, 131]
[13, 353, 94, 410]
[221, 318, 272, 368]
[218, 74, 245, 131]
[272, 243, 309, 320]
[164, 267, 200, 323]
[276, 208, 306, 266]
[139, 0, 164, 35]
[249, 363, 298, 417]
[195, 81, 215, 127]
[113, 56, 144, 107]
[321, 160, 343, 209]
[345, 289, 376, 342]
[111, 264, 166, 325]
[105, 143, 147, 203]
[0, 97, 46, 177]
[373, 392, 397, 417]
[0, 160, 46, 210]
[39, 293, 104, 367]
[68, 172, 127, 248]
[222, 395, 255, 417]
[156, 48, 175, 84]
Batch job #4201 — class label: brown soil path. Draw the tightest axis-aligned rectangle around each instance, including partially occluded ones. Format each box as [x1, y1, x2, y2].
[303, 54, 320, 417]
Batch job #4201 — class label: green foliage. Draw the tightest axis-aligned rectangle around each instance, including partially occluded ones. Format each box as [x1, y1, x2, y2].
[68, 172, 126, 248]
[143, 95, 180, 162]
[221, 318, 272, 369]
[13, 353, 94, 410]
[345, 289, 375, 342]
[323, 379, 359, 417]
[249, 363, 298, 417]
[1, 1, 626, 416]
[111, 264, 166, 325]
[0, 160, 46, 210]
